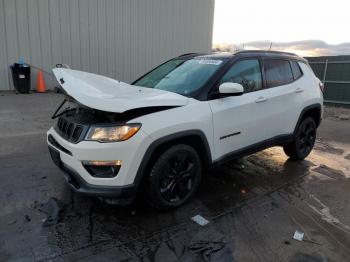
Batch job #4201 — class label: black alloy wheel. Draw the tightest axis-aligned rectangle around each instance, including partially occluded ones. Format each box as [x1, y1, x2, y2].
[147, 144, 202, 209]
[283, 117, 317, 160]
[297, 120, 316, 156]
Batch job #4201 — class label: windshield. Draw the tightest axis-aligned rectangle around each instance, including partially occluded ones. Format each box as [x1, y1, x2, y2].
[133, 58, 224, 96]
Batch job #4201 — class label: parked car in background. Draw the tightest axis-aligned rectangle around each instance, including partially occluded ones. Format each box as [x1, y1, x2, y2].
[47, 51, 323, 209]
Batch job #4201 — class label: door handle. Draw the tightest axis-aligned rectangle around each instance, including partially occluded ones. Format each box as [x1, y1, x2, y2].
[255, 96, 267, 103]
[295, 88, 304, 93]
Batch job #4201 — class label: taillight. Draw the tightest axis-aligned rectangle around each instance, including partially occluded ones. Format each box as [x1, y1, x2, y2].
[319, 82, 325, 93]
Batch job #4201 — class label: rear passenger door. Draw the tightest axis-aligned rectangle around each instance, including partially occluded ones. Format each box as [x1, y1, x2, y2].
[209, 58, 271, 161]
[263, 59, 304, 139]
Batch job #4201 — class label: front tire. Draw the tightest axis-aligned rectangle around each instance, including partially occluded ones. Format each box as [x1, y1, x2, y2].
[283, 117, 317, 160]
[146, 144, 202, 210]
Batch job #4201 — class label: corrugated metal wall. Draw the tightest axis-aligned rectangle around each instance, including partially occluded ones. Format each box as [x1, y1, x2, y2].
[306, 55, 350, 104]
[0, 0, 215, 91]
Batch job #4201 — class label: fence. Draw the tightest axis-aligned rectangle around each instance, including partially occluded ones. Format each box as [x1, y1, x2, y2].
[307, 56, 350, 105]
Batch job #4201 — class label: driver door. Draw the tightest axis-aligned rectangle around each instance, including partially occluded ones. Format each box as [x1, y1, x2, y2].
[209, 58, 271, 161]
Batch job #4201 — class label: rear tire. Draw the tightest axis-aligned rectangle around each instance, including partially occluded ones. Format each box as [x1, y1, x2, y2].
[146, 144, 202, 210]
[283, 117, 317, 160]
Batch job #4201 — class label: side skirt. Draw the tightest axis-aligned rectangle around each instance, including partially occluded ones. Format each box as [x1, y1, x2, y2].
[212, 134, 294, 167]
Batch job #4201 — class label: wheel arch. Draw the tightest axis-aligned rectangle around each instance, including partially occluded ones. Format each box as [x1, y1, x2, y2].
[133, 130, 212, 189]
[294, 103, 322, 135]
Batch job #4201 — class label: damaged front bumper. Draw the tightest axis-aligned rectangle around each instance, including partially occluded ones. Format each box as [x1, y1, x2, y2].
[47, 127, 150, 204]
[48, 146, 137, 204]
[50, 148, 136, 200]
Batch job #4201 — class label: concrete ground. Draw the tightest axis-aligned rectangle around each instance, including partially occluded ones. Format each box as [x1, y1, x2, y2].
[0, 92, 350, 262]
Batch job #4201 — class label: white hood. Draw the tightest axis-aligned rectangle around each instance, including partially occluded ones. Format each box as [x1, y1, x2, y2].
[52, 68, 189, 113]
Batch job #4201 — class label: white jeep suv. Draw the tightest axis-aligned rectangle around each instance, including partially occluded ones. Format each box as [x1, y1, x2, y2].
[47, 51, 323, 209]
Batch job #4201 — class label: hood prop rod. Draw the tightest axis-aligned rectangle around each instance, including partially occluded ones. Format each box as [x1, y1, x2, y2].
[51, 99, 67, 119]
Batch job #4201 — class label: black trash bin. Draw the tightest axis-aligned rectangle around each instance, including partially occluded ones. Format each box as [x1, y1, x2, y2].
[10, 63, 31, 93]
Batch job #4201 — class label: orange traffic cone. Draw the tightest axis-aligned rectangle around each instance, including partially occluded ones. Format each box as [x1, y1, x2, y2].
[36, 69, 46, 93]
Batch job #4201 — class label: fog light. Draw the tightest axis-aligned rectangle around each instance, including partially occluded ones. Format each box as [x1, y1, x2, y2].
[82, 160, 122, 178]
[83, 160, 122, 166]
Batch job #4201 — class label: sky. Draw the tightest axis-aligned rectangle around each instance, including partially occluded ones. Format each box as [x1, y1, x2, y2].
[212, 0, 349, 56]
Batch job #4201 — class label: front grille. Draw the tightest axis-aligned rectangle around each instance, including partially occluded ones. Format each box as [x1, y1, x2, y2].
[55, 116, 85, 143]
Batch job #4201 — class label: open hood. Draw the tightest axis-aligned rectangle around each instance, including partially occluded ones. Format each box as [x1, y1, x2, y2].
[52, 68, 189, 113]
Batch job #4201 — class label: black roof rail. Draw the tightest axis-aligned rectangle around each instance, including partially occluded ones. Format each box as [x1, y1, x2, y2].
[177, 53, 202, 57]
[236, 50, 298, 56]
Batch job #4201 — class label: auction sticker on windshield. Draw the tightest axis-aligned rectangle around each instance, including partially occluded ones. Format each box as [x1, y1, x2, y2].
[198, 59, 223, 65]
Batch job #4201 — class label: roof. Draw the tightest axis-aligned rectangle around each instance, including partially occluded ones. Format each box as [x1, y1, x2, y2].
[178, 50, 305, 62]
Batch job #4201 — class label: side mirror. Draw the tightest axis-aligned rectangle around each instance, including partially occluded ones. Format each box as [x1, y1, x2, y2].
[219, 82, 244, 96]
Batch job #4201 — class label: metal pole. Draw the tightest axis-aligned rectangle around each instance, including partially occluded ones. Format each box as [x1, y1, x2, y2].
[322, 59, 328, 84]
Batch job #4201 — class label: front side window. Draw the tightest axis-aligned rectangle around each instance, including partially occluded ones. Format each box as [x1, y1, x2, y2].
[133, 58, 224, 97]
[264, 59, 293, 87]
[220, 59, 263, 93]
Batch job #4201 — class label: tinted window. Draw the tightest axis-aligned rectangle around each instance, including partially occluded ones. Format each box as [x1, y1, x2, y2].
[290, 61, 303, 80]
[264, 59, 293, 87]
[133, 58, 224, 97]
[220, 59, 262, 92]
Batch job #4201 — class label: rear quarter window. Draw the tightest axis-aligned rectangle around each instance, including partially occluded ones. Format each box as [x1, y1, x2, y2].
[290, 61, 303, 80]
[264, 59, 293, 87]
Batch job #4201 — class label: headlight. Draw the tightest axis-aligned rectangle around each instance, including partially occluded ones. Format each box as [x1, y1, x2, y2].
[85, 124, 141, 142]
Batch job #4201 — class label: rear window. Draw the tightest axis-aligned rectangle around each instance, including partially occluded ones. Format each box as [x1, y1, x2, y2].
[290, 61, 303, 80]
[264, 59, 293, 87]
